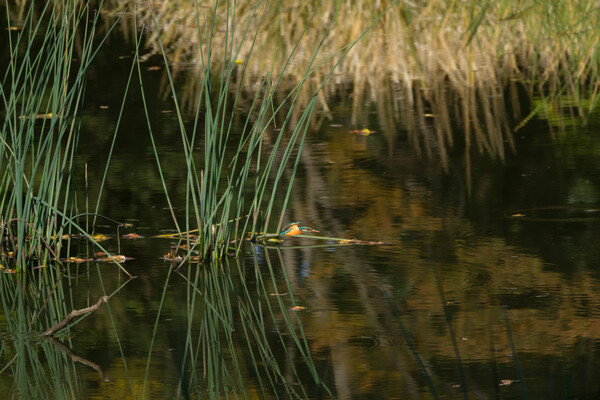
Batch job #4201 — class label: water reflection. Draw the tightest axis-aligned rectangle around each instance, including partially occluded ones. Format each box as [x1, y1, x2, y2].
[3, 206, 600, 398]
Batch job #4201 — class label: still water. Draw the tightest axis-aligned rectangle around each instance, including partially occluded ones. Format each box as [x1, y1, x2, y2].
[4, 10, 600, 400]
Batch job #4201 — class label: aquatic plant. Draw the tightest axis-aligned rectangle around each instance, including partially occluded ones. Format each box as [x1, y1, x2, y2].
[0, 0, 128, 273]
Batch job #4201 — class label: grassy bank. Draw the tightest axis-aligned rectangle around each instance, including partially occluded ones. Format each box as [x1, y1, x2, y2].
[107, 0, 600, 171]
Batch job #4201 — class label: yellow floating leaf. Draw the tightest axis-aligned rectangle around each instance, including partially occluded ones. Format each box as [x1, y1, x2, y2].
[64, 257, 92, 263]
[154, 233, 180, 239]
[91, 234, 111, 242]
[96, 254, 132, 263]
[235, 59, 243, 65]
[350, 129, 375, 136]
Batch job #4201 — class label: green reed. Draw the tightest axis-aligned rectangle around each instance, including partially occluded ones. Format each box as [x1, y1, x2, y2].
[0, 0, 122, 272]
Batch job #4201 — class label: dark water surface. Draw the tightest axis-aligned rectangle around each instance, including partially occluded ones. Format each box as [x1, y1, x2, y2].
[4, 9, 600, 400]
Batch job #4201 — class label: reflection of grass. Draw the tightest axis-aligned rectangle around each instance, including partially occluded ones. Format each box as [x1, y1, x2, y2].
[143, 255, 333, 398]
[111, 0, 600, 171]
[0, 274, 86, 397]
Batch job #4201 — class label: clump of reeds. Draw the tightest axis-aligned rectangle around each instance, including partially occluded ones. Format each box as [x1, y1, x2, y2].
[0, 0, 130, 273]
[1, 1, 90, 270]
[133, 1, 391, 262]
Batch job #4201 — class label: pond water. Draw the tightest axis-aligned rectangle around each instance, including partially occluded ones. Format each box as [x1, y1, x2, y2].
[4, 7, 600, 400]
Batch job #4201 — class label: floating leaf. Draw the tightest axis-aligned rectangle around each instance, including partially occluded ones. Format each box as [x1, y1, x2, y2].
[350, 129, 375, 136]
[52, 234, 79, 240]
[96, 254, 132, 263]
[162, 254, 183, 262]
[154, 233, 180, 239]
[63, 256, 93, 263]
[339, 238, 385, 245]
[122, 233, 144, 239]
[91, 234, 111, 242]
[18, 113, 55, 120]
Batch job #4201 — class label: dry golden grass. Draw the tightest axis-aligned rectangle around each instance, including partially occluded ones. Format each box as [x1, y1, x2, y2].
[106, 0, 600, 170]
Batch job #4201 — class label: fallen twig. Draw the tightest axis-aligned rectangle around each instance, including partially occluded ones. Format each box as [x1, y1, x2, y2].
[41, 296, 108, 337]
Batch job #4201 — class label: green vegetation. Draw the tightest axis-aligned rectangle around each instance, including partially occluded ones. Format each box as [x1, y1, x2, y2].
[0, 0, 121, 272]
